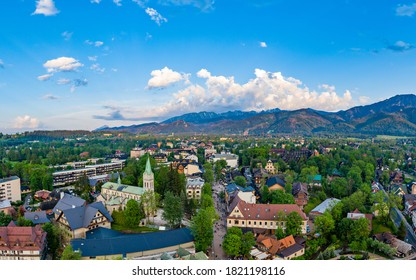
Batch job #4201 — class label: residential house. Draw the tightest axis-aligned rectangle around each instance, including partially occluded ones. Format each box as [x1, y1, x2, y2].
[371, 182, 380, 193]
[265, 159, 278, 175]
[266, 176, 286, 192]
[252, 168, 269, 188]
[186, 177, 204, 200]
[374, 232, 414, 258]
[292, 182, 308, 209]
[256, 234, 305, 260]
[346, 209, 373, 231]
[227, 198, 308, 235]
[34, 190, 51, 201]
[53, 193, 113, 239]
[390, 171, 404, 185]
[0, 221, 47, 260]
[309, 198, 341, 220]
[308, 175, 322, 188]
[225, 183, 255, 205]
[24, 211, 50, 225]
[71, 227, 194, 259]
[0, 200, 15, 217]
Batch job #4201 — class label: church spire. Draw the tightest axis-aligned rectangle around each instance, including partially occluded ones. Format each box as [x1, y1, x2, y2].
[145, 156, 152, 175]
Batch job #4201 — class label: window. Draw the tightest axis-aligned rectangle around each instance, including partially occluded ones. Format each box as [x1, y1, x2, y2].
[234, 220, 239, 225]
[265, 222, 268, 225]
[248, 221, 251, 225]
[259, 222, 262, 225]
[254, 221, 257, 225]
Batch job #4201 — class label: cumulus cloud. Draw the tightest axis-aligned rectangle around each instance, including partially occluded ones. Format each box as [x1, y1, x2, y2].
[152, 68, 356, 118]
[88, 56, 98, 61]
[42, 94, 59, 100]
[145, 8, 168, 26]
[71, 78, 88, 92]
[37, 74, 53, 81]
[43, 57, 83, 73]
[387, 40, 414, 52]
[14, 116, 40, 129]
[61, 31, 73, 41]
[147, 67, 190, 89]
[396, 3, 416, 16]
[113, 0, 122, 6]
[0, 59, 5, 69]
[91, 0, 102, 3]
[260, 41, 267, 48]
[32, 0, 59, 16]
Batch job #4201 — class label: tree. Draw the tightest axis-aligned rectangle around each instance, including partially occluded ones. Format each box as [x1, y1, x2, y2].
[42, 223, 62, 259]
[314, 211, 335, 237]
[124, 199, 144, 227]
[162, 191, 183, 228]
[141, 190, 158, 223]
[285, 211, 303, 236]
[398, 221, 406, 240]
[190, 209, 214, 252]
[341, 190, 367, 213]
[330, 177, 348, 198]
[203, 163, 214, 184]
[61, 245, 82, 260]
[0, 212, 12, 226]
[371, 191, 389, 222]
[200, 193, 214, 209]
[241, 232, 256, 257]
[299, 166, 319, 184]
[269, 190, 295, 204]
[234, 176, 247, 187]
[16, 217, 34, 226]
[223, 227, 243, 257]
[275, 226, 286, 239]
[260, 186, 270, 203]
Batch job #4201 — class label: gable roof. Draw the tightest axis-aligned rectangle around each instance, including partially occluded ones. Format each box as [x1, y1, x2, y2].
[266, 176, 286, 188]
[278, 243, 304, 258]
[101, 182, 144, 196]
[233, 200, 307, 220]
[292, 182, 308, 196]
[24, 211, 50, 224]
[60, 201, 113, 230]
[310, 198, 341, 214]
[71, 227, 194, 257]
[53, 193, 85, 215]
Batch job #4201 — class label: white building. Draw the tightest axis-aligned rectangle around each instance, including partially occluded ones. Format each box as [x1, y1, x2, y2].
[210, 153, 239, 168]
[186, 177, 205, 200]
[0, 176, 21, 202]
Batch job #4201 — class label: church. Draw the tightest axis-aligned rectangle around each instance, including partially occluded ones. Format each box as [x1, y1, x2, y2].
[97, 157, 154, 214]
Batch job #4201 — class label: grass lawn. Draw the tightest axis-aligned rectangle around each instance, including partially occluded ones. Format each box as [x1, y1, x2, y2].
[372, 219, 392, 234]
[111, 223, 159, 233]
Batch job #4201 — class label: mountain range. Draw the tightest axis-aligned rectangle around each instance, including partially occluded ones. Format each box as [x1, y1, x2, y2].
[96, 94, 416, 136]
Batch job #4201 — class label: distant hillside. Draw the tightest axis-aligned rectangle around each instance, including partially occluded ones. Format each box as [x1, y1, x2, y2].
[96, 94, 416, 136]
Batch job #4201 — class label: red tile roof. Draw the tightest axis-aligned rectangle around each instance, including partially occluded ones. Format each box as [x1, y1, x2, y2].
[234, 200, 307, 220]
[0, 222, 46, 251]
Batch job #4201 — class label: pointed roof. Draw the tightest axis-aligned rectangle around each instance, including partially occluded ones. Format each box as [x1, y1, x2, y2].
[144, 156, 153, 175]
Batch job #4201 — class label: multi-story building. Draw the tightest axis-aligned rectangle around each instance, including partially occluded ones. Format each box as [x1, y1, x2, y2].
[227, 198, 308, 234]
[0, 222, 47, 260]
[210, 153, 238, 168]
[53, 193, 113, 239]
[186, 177, 205, 200]
[52, 160, 125, 186]
[0, 176, 21, 202]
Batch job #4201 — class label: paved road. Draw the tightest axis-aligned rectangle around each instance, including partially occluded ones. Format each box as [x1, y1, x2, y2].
[210, 182, 227, 260]
[378, 182, 416, 247]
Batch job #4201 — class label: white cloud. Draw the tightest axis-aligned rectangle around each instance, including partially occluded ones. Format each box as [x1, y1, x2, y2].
[260, 41, 267, 48]
[113, 0, 122, 6]
[0, 59, 5, 69]
[85, 40, 104, 47]
[32, 0, 59, 16]
[90, 63, 105, 73]
[43, 57, 83, 73]
[359, 96, 371, 104]
[158, 0, 214, 11]
[14, 116, 40, 129]
[37, 74, 53, 81]
[145, 8, 168, 26]
[62, 31, 73, 41]
[396, 3, 416, 16]
[147, 67, 190, 89]
[153, 68, 356, 117]
[88, 56, 98, 61]
[91, 0, 102, 3]
[57, 78, 71, 85]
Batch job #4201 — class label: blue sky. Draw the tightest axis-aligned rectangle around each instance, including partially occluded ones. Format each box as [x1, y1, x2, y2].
[1, 0, 416, 133]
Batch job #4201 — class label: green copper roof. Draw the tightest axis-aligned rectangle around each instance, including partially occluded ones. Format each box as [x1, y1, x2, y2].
[145, 156, 153, 175]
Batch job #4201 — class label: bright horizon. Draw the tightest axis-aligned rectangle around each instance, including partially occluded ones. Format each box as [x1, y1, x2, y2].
[1, 1, 416, 133]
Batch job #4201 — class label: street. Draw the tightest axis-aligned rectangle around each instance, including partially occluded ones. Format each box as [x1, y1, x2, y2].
[210, 182, 227, 260]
